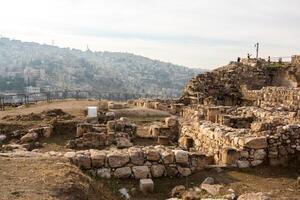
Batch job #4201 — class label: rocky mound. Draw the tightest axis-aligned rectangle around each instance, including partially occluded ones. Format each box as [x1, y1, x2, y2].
[180, 59, 300, 106]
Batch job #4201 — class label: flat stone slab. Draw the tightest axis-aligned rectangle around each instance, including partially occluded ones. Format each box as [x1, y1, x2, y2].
[139, 179, 154, 194]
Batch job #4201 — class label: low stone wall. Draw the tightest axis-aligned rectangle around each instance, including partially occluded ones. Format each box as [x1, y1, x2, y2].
[68, 118, 137, 149]
[65, 146, 213, 179]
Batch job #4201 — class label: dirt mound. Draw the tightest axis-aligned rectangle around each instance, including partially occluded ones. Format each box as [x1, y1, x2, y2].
[41, 109, 67, 117]
[0, 155, 117, 200]
[2, 113, 42, 121]
[2, 109, 74, 122]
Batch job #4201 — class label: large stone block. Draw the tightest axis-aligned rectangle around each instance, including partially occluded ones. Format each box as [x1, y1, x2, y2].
[150, 164, 165, 178]
[113, 167, 132, 179]
[90, 149, 106, 168]
[75, 153, 91, 169]
[244, 137, 268, 149]
[174, 150, 189, 165]
[132, 166, 150, 179]
[161, 151, 174, 164]
[97, 168, 111, 179]
[129, 147, 144, 165]
[146, 149, 160, 161]
[107, 152, 130, 168]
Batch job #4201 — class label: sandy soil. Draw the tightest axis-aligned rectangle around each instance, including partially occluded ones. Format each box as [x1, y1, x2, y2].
[0, 155, 117, 200]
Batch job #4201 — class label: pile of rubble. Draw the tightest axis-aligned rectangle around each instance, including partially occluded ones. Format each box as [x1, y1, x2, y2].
[67, 117, 137, 149]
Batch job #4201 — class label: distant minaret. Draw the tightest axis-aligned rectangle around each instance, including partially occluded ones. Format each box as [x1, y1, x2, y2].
[255, 42, 259, 59]
[86, 44, 90, 51]
[52, 40, 55, 46]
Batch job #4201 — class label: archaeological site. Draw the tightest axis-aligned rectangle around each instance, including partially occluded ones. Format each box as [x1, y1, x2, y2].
[1, 56, 300, 200]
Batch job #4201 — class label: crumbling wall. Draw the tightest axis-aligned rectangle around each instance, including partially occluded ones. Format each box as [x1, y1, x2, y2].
[242, 86, 300, 111]
[65, 146, 213, 179]
[180, 121, 268, 168]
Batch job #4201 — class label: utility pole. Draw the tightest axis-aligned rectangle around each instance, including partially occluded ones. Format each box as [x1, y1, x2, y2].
[255, 42, 259, 59]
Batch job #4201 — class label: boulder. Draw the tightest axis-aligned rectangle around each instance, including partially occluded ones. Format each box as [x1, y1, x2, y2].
[237, 192, 271, 200]
[166, 166, 179, 177]
[90, 149, 106, 168]
[132, 166, 150, 179]
[202, 177, 214, 185]
[107, 152, 130, 168]
[174, 150, 189, 165]
[244, 137, 268, 149]
[113, 167, 132, 179]
[201, 183, 223, 196]
[129, 147, 144, 165]
[150, 164, 165, 178]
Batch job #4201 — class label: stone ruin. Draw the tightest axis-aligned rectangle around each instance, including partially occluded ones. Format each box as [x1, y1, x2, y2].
[177, 57, 300, 168]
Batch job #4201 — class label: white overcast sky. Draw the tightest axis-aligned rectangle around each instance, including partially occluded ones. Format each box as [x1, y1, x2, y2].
[0, 0, 300, 69]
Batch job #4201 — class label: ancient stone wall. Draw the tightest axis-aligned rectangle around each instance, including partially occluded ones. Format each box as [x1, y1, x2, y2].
[292, 55, 300, 66]
[65, 146, 213, 179]
[180, 121, 268, 168]
[242, 86, 300, 111]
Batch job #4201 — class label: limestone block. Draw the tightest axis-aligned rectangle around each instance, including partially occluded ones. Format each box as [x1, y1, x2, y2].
[90, 149, 106, 168]
[132, 166, 150, 179]
[178, 167, 191, 177]
[237, 192, 271, 200]
[129, 147, 144, 165]
[150, 164, 165, 178]
[139, 179, 154, 194]
[237, 160, 250, 168]
[244, 137, 268, 149]
[174, 150, 189, 165]
[161, 151, 174, 164]
[147, 149, 160, 161]
[113, 167, 132, 178]
[107, 152, 130, 168]
[75, 153, 91, 169]
[20, 132, 39, 143]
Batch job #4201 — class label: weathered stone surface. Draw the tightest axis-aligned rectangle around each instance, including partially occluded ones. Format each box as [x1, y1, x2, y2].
[237, 160, 250, 168]
[165, 116, 178, 127]
[20, 132, 38, 143]
[0, 134, 7, 143]
[202, 177, 214, 185]
[107, 152, 130, 168]
[150, 164, 165, 178]
[139, 179, 154, 194]
[161, 151, 174, 164]
[166, 166, 179, 177]
[174, 150, 189, 165]
[116, 137, 133, 148]
[132, 166, 150, 179]
[129, 147, 144, 165]
[201, 183, 223, 196]
[244, 137, 268, 149]
[253, 149, 267, 160]
[178, 167, 191, 177]
[113, 167, 132, 178]
[237, 192, 271, 200]
[147, 149, 160, 161]
[90, 149, 106, 168]
[75, 153, 91, 169]
[97, 168, 111, 179]
[171, 185, 185, 197]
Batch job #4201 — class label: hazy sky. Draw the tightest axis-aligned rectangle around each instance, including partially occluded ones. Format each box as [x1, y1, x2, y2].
[1, 0, 300, 69]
